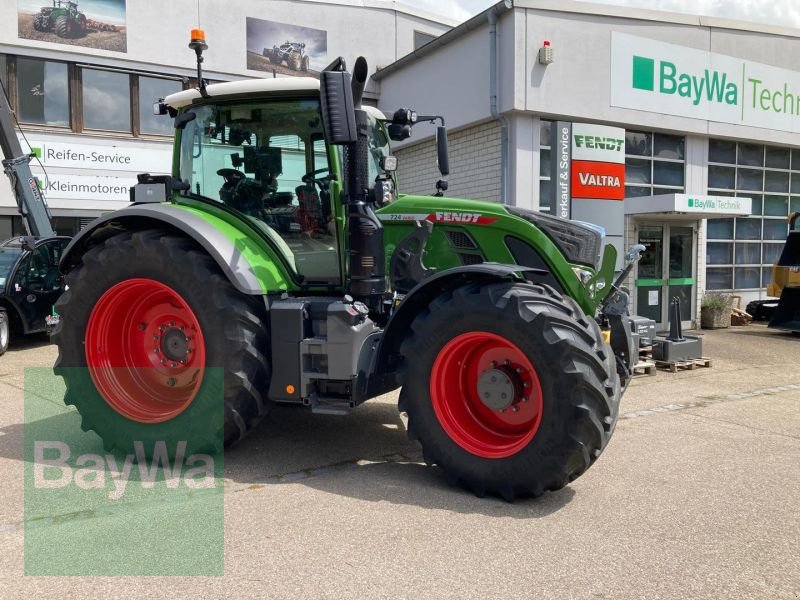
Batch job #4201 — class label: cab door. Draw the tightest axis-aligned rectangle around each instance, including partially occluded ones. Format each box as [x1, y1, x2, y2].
[8, 239, 68, 333]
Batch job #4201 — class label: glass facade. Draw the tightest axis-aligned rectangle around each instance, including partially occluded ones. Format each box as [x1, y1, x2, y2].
[625, 130, 686, 198]
[0, 56, 183, 136]
[706, 139, 798, 291]
[16, 57, 70, 127]
[138, 76, 182, 135]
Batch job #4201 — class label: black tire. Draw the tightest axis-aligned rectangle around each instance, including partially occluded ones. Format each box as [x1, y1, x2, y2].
[301, 55, 310, 72]
[398, 282, 620, 500]
[53, 230, 272, 454]
[0, 310, 9, 356]
[55, 15, 72, 38]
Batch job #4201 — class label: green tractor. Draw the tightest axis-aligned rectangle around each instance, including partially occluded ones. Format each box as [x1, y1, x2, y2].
[32, 0, 87, 39]
[53, 45, 641, 499]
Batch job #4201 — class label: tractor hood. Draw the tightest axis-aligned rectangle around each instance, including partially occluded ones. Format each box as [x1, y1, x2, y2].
[505, 206, 604, 270]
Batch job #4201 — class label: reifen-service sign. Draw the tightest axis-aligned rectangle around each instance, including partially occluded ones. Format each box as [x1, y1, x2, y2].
[570, 123, 625, 200]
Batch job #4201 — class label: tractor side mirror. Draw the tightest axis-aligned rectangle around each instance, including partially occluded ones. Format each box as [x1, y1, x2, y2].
[320, 71, 357, 145]
[436, 126, 449, 177]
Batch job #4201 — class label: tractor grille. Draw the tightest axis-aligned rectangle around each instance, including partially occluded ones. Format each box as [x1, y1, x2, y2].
[458, 253, 484, 266]
[445, 229, 478, 250]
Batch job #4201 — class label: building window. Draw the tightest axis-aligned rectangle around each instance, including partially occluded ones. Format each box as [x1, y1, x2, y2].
[16, 57, 70, 127]
[706, 139, 797, 291]
[538, 120, 552, 213]
[413, 31, 437, 50]
[138, 76, 182, 135]
[624, 131, 685, 198]
[82, 68, 131, 132]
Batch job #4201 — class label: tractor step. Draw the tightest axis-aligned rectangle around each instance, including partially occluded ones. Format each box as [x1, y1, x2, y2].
[306, 394, 354, 416]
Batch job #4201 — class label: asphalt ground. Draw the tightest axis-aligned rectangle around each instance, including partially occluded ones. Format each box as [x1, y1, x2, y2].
[0, 325, 798, 598]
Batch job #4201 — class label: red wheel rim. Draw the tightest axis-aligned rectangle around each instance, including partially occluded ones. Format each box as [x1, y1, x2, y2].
[85, 278, 206, 424]
[430, 331, 543, 459]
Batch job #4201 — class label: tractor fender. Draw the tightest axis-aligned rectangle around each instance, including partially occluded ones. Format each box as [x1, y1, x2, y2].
[60, 204, 273, 295]
[370, 264, 544, 393]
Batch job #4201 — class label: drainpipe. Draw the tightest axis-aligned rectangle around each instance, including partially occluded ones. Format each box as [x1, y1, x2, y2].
[489, 2, 511, 204]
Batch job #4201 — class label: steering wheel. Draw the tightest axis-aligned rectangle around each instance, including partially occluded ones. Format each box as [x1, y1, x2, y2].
[217, 168, 246, 183]
[301, 168, 330, 185]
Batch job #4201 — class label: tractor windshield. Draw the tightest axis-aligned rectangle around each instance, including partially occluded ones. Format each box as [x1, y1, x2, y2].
[0, 247, 22, 288]
[178, 98, 340, 283]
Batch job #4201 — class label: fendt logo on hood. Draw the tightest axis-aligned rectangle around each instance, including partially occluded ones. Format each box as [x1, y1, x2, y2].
[632, 55, 738, 107]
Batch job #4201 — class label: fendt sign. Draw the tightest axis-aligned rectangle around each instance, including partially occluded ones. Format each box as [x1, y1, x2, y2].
[570, 123, 625, 201]
[611, 32, 800, 133]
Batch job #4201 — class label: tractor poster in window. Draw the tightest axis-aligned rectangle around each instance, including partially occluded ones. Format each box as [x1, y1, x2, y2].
[17, 0, 127, 53]
[246, 17, 327, 78]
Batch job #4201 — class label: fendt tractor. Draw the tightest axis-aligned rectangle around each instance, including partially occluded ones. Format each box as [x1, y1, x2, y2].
[53, 31, 642, 499]
[32, 1, 87, 39]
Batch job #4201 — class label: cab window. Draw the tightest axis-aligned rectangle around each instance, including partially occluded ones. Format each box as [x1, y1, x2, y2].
[179, 99, 339, 284]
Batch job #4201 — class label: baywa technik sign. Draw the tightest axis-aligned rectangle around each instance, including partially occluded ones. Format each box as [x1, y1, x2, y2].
[611, 32, 800, 133]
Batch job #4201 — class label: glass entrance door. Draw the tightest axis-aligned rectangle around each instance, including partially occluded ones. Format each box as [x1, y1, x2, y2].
[635, 223, 696, 329]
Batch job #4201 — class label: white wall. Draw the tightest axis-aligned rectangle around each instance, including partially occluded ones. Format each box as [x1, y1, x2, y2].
[395, 120, 501, 201]
[0, 1, 454, 96]
[377, 25, 493, 135]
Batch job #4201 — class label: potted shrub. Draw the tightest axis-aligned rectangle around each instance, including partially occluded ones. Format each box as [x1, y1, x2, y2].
[701, 292, 731, 329]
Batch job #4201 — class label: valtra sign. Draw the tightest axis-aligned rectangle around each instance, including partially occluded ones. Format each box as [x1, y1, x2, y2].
[570, 123, 625, 200]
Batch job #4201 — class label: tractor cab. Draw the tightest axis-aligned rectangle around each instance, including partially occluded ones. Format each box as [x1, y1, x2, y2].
[165, 79, 397, 285]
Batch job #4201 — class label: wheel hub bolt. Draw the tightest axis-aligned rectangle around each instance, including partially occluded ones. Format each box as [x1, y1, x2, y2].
[166, 377, 177, 387]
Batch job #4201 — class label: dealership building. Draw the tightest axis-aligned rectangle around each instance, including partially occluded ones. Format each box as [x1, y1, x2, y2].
[377, 0, 800, 327]
[0, 0, 453, 233]
[2, 0, 799, 328]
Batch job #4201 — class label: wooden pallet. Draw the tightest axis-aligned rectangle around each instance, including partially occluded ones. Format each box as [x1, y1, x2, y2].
[653, 357, 713, 373]
[632, 360, 657, 376]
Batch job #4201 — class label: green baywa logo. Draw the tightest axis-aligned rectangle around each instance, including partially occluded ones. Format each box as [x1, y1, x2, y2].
[632, 55, 738, 106]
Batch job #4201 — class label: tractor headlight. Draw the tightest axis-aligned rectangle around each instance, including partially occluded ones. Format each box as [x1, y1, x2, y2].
[506, 206, 602, 270]
[375, 178, 396, 206]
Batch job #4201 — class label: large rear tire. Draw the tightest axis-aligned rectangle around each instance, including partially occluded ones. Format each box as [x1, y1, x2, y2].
[53, 230, 272, 453]
[399, 282, 620, 500]
[55, 15, 72, 38]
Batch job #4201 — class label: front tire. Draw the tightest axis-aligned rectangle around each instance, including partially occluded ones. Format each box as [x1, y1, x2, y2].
[399, 282, 620, 500]
[53, 230, 272, 453]
[0, 310, 9, 356]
